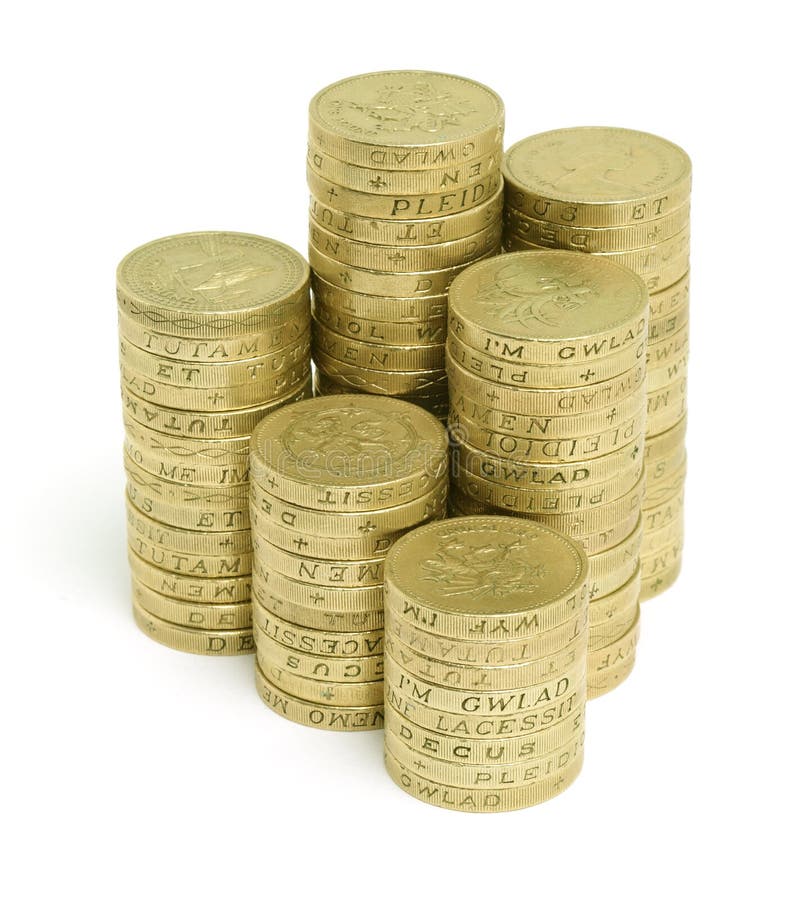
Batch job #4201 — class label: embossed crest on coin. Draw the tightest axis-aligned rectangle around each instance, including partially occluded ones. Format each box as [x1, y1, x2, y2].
[386, 516, 587, 615]
[310, 71, 504, 146]
[450, 251, 647, 340]
[251, 395, 447, 486]
[117, 232, 309, 317]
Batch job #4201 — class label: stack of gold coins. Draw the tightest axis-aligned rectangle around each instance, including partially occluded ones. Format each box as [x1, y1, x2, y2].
[384, 515, 589, 812]
[307, 70, 505, 418]
[446, 250, 648, 698]
[501, 128, 691, 598]
[117, 232, 311, 654]
[249, 395, 448, 730]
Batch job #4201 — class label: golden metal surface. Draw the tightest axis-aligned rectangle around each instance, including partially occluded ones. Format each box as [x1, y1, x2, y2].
[254, 625, 384, 682]
[132, 599, 254, 655]
[129, 551, 251, 603]
[313, 302, 448, 345]
[503, 127, 691, 226]
[253, 586, 385, 632]
[132, 579, 252, 630]
[639, 555, 682, 601]
[117, 232, 310, 338]
[253, 602, 383, 657]
[258, 656, 383, 706]
[313, 349, 447, 396]
[313, 321, 445, 372]
[125, 500, 253, 556]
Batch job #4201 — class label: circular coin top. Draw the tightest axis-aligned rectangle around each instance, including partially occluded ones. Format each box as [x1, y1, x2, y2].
[250, 395, 447, 487]
[386, 516, 587, 616]
[310, 71, 504, 147]
[503, 127, 692, 203]
[450, 250, 647, 341]
[117, 232, 309, 316]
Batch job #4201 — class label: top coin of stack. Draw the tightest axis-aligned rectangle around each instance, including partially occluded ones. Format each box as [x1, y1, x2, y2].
[117, 232, 312, 654]
[446, 250, 648, 698]
[307, 70, 505, 418]
[384, 515, 589, 812]
[501, 128, 691, 598]
[249, 395, 448, 730]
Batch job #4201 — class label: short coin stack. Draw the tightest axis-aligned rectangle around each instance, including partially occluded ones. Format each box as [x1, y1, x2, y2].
[307, 70, 505, 418]
[249, 395, 448, 730]
[384, 516, 589, 812]
[117, 232, 311, 654]
[446, 251, 648, 697]
[501, 127, 691, 598]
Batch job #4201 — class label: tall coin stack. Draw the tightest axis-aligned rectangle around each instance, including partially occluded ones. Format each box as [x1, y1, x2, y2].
[117, 232, 311, 655]
[384, 516, 589, 812]
[501, 128, 691, 599]
[249, 395, 448, 730]
[447, 251, 648, 697]
[307, 70, 505, 418]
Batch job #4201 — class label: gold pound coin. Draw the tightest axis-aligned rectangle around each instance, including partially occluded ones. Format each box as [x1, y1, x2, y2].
[258, 657, 383, 706]
[255, 662, 383, 731]
[446, 331, 647, 389]
[120, 377, 311, 439]
[385, 700, 584, 765]
[307, 166, 502, 221]
[589, 611, 636, 652]
[133, 599, 254, 655]
[308, 216, 501, 270]
[313, 302, 447, 345]
[123, 414, 250, 466]
[641, 517, 684, 556]
[643, 486, 684, 530]
[384, 745, 583, 812]
[385, 630, 586, 691]
[124, 451, 248, 505]
[649, 273, 690, 320]
[308, 143, 501, 194]
[250, 477, 447, 538]
[248, 395, 448, 510]
[313, 321, 445, 372]
[446, 352, 646, 414]
[132, 579, 252, 630]
[587, 518, 643, 599]
[308, 71, 504, 169]
[503, 202, 690, 252]
[255, 540, 385, 588]
[386, 604, 588, 666]
[639, 555, 682, 600]
[119, 335, 309, 389]
[129, 551, 251, 603]
[385, 516, 588, 640]
[126, 487, 250, 535]
[506, 227, 690, 295]
[253, 602, 383, 657]
[118, 307, 311, 363]
[309, 188, 503, 245]
[254, 625, 384, 682]
[648, 302, 690, 342]
[385, 726, 584, 791]
[254, 568, 384, 610]
[453, 434, 643, 490]
[253, 585, 384, 632]
[128, 534, 252, 579]
[312, 273, 447, 320]
[385, 678, 585, 740]
[589, 569, 640, 628]
[587, 653, 636, 698]
[453, 462, 642, 515]
[313, 349, 447, 396]
[450, 386, 646, 439]
[124, 438, 249, 488]
[120, 360, 311, 412]
[117, 232, 310, 338]
[502, 128, 691, 226]
[448, 250, 648, 366]
[308, 243, 495, 298]
[448, 404, 646, 464]
[644, 457, 687, 509]
[639, 539, 683, 581]
[587, 608, 640, 683]
[126, 500, 253, 556]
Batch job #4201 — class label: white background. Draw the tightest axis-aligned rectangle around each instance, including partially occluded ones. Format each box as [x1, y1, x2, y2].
[3, 2, 788, 898]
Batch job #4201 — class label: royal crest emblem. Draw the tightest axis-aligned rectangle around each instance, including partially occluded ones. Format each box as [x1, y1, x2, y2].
[342, 81, 476, 135]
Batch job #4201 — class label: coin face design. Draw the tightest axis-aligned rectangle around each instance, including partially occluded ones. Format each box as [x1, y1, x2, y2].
[504, 127, 691, 202]
[311, 71, 503, 145]
[251, 395, 448, 487]
[117, 232, 308, 315]
[387, 517, 588, 615]
[450, 251, 647, 340]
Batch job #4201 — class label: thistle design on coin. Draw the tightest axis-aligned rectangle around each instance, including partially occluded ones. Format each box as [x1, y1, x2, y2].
[419, 533, 545, 600]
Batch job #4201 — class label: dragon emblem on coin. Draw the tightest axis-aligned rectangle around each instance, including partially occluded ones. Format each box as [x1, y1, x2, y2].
[473, 262, 594, 328]
[341, 81, 476, 134]
[280, 407, 420, 477]
[142, 234, 276, 305]
[420, 533, 546, 600]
